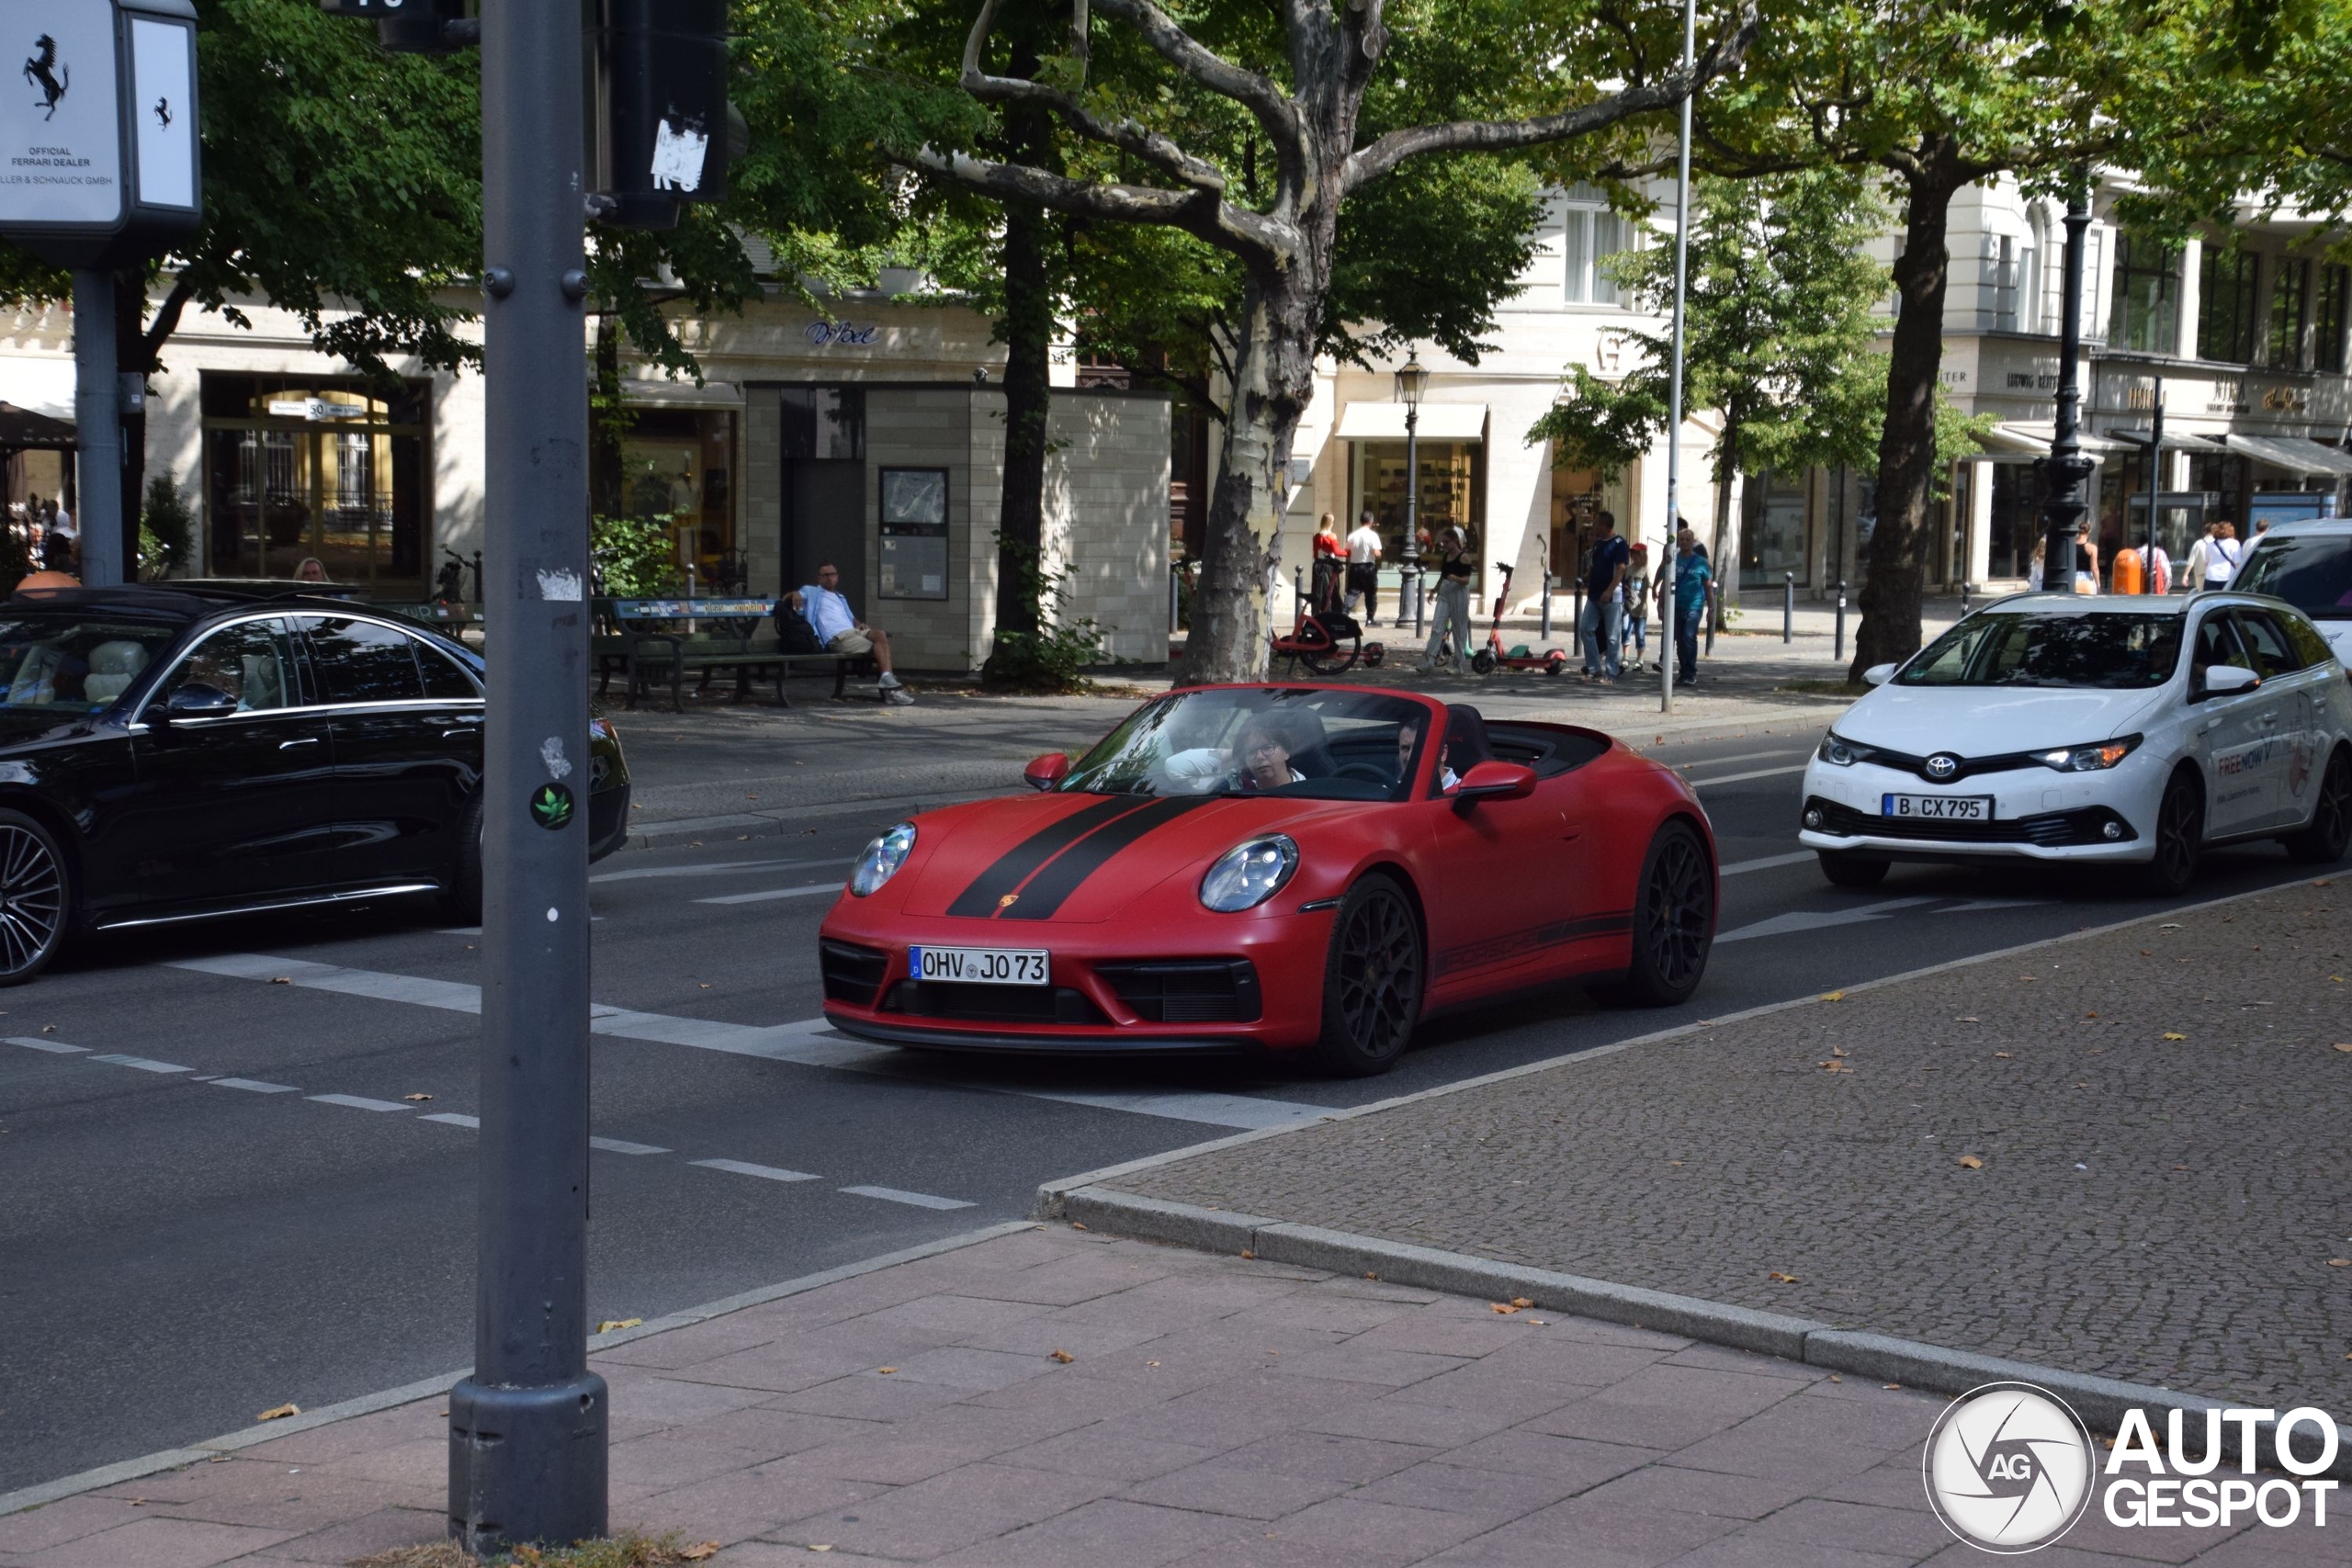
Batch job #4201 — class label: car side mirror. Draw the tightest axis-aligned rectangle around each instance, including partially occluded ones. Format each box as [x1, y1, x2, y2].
[1453, 760, 1537, 802]
[2199, 664, 2260, 696]
[1862, 663, 1898, 687]
[155, 682, 238, 724]
[1023, 752, 1070, 792]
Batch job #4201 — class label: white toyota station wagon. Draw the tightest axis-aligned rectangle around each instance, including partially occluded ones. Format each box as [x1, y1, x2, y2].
[1798, 592, 2352, 895]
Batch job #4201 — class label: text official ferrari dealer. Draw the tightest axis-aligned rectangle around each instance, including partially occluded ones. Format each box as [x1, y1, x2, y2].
[818, 685, 1718, 1075]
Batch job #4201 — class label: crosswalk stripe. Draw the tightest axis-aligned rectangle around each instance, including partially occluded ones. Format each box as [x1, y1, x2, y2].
[692, 1158, 820, 1183]
[5, 1036, 87, 1055]
[694, 884, 842, 906]
[840, 1185, 976, 1211]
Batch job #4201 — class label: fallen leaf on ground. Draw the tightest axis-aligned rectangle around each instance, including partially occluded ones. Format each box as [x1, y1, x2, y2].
[2159, 922, 2182, 930]
[2164, 1032, 2188, 1041]
[254, 1404, 300, 1421]
[2331, 1260, 2352, 1269]
[1831, 1044, 1848, 1058]
[2335, 1043, 2352, 1054]
[1828, 1374, 1842, 1383]
[1993, 1052, 2012, 1059]
[876, 1367, 898, 1375]
[268, 977, 291, 986]
[1510, 1297, 1533, 1308]
[595, 1318, 641, 1333]
[1884, 1382, 1902, 1391]
[1049, 1349, 1075, 1364]
[1821, 990, 1845, 1002]
[1668, 1159, 1686, 1167]
[1491, 1303, 1521, 1314]
[1069, 1222, 1087, 1231]
[809, 1549, 834, 1555]
[402, 1092, 432, 1102]
[1956, 1016, 1980, 1023]
[1768, 1271, 1801, 1283]
[680, 1544, 721, 1562]
[1147, 1360, 1160, 1367]
[1363, 1272, 1378, 1280]
[2084, 1011, 2098, 1019]
[1958, 1155, 1985, 1170]
[1238, 1248, 1255, 1259]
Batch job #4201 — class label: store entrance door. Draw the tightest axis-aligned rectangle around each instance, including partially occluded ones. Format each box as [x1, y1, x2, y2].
[784, 460, 866, 605]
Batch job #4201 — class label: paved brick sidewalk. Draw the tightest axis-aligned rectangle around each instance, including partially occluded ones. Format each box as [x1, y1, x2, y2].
[6, 1224, 2335, 1568]
[1116, 878, 2352, 1415]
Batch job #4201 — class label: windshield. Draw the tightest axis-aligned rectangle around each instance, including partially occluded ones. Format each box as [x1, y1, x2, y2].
[2235, 534, 2352, 620]
[1896, 612, 2184, 689]
[1064, 687, 1432, 801]
[0, 615, 183, 713]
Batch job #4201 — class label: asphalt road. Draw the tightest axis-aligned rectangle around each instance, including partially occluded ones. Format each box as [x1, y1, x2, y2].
[0, 717, 2329, 1495]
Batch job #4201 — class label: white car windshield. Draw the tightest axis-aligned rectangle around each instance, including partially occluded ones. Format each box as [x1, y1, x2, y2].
[1897, 612, 2184, 690]
[1062, 687, 1430, 801]
[2234, 534, 2352, 621]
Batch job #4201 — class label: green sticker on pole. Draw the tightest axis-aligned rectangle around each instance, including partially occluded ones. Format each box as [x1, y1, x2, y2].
[531, 782, 574, 830]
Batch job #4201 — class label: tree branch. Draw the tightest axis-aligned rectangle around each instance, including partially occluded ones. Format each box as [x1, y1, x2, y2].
[1340, 1, 1758, 193]
[958, 71, 1230, 192]
[902, 148, 1288, 259]
[1092, 0, 1303, 154]
[141, 272, 197, 368]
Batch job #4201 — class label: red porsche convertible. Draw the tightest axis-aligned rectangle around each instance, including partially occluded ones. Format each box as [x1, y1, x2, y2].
[817, 684, 1716, 1075]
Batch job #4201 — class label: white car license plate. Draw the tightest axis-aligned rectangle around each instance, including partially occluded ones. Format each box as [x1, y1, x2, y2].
[1883, 793, 1993, 821]
[910, 945, 1049, 986]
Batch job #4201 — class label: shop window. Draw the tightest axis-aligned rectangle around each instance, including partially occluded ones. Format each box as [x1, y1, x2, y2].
[1351, 441, 1484, 565]
[2107, 234, 2177, 355]
[2269, 257, 2311, 370]
[618, 407, 740, 592]
[1548, 464, 1629, 593]
[2198, 246, 2258, 363]
[1561, 186, 1628, 306]
[777, 387, 865, 460]
[1987, 463, 2042, 580]
[201, 374, 430, 593]
[2318, 265, 2349, 375]
[1738, 470, 1809, 590]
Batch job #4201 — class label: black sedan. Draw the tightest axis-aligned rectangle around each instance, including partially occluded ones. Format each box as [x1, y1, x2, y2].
[0, 584, 630, 982]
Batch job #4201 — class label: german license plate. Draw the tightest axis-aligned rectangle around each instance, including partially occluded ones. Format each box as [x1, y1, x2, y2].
[1883, 793, 1993, 821]
[909, 945, 1049, 986]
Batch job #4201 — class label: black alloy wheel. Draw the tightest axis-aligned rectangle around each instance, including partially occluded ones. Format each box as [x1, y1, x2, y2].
[1617, 818, 1713, 1006]
[2288, 747, 2352, 863]
[0, 808, 69, 984]
[2137, 768, 2203, 896]
[1311, 874, 1422, 1075]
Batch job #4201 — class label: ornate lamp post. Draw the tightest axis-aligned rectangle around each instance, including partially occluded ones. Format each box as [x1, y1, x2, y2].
[2039, 189, 2096, 592]
[1395, 349, 1428, 636]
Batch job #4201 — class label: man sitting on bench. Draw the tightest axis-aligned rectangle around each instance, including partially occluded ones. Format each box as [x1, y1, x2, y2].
[786, 561, 913, 705]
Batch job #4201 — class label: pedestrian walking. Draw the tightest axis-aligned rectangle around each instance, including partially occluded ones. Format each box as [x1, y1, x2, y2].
[1620, 541, 1650, 670]
[2184, 520, 2243, 591]
[1419, 522, 1476, 675]
[1661, 522, 1713, 687]
[1577, 510, 1628, 682]
[1342, 512, 1384, 625]
[1310, 513, 1345, 614]
[43, 501, 76, 573]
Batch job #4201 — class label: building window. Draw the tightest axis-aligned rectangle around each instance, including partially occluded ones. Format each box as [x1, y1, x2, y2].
[2107, 234, 2178, 355]
[619, 407, 739, 590]
[200, 374, 431, 592]
[1350, 440, 1485, 562]
[1738, 470, 1809, 590]
[1561, 185, 1628, 306]
[2198, 246, 2259, 363]
[2270, 257, 2311, 370]
[1983, 234, 2022, 332]
[2318, 265, 2349, 375]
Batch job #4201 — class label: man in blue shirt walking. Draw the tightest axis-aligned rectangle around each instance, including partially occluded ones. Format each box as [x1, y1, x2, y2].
[1659, 522, 1713, 688]
[786, 562, 914, 705]
[1577, 510, 1629, 682]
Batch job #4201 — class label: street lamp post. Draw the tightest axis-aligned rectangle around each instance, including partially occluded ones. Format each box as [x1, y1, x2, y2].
[1395, 351, 1428, 638]
[2039, 189, 2097, 592]
[1659, 0, 1697, 713]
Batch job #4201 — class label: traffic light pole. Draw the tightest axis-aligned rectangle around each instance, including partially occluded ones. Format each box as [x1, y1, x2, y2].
[446, 0, 605, 1551]
[70, 269, 124, 587]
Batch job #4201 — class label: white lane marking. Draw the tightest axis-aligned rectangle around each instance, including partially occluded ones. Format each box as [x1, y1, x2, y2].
[6, 1036, 88, 1055]
[692, 1158, 820, 1183]
[695, 884, 842, 906]
[212, 1077, 299, 1094]
[1672, 749, 1811, 771]
[438, 927, 481, 937]
[1719, 851, 1816, 877]
[591, 1136, 671, 1156]
[840, 1185, 976, 1211]
[1715, 897, 1941, 945]
[1688, 764, 1811, 788]
[1936, 897, 2054, 914]
[594, 856, 850, 885]
[92, 1054, 191, 1074]
[420, 1112, 480, 1128]
[308, 1093, 414, 1113]
[165, 956, 1338, 1131]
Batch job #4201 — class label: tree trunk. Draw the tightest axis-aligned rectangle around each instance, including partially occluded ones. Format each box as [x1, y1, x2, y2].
[1709, 414, 1738, 629]
[980, 36, 1058, 688]
[1851, 153, 1960, 678]
[591, 315, 625, 520]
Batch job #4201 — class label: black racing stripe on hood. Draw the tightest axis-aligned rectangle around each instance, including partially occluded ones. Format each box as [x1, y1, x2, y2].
[996, 796, 1222, 920]
[944, 795, 1150, 917]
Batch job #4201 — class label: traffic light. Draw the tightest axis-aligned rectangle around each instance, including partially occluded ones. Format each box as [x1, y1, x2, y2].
[316, 0, 472, 55]
[587, 0, 734, 230]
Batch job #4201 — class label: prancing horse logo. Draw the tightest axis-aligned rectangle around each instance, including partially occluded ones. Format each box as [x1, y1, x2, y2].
[1925, 754, 1961, 781]
[25, 34, 67, 121]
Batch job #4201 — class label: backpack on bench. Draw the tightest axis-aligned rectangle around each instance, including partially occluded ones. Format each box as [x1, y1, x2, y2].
[776, 604, 824, 656]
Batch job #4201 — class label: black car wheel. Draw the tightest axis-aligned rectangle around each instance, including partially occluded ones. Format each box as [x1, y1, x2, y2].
[1614, 818, 1713, 1006]
[2286, 747, 2352, 864]
[0, 809, 69, 985]
[1817, 850, 1891, 889]
[2137, 768, 2203, 896]
[441, 795, 484, 923]
[1310, 874, 1421, 1076]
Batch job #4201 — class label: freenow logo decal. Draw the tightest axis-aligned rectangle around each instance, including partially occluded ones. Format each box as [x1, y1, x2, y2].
[1923, 1382, 2096, 1552]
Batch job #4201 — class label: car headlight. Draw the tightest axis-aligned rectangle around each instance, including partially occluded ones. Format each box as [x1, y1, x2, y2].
[850, 822, 917, 897]
[1199, 836, 1298, 912]
[2035, 735, 2143, 773]
[1818, 733, 1877, 767]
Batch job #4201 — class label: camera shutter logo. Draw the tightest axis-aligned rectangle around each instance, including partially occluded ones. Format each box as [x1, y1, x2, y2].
[1923, 1382, 2096, 1552]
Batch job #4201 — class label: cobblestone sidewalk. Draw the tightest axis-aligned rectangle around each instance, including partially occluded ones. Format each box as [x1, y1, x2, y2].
[1114, 877, 2352, 1415]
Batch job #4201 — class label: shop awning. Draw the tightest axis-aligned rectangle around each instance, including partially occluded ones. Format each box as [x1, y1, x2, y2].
[0, 402, 76, 450]
[619, 378, 745, 409]
[1973, 423, 2131, 458]
[0, 357, 75, 421]
[2222, 433, 2352, 477]
[2104, 427, 2228, 454]
[1334, 400, 1487, 441]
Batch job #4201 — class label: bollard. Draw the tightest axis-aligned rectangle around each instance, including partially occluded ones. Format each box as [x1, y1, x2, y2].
[1293, 566, 1305, 621]
[1705, 597, 1715, 657]
[1834, 578, 1848, 665]
[1782, 571, 1792, 643]
[1169, 561, 1182, 635]
[1539, 572, 1552, 639]
[1961, 580, 1973, 616]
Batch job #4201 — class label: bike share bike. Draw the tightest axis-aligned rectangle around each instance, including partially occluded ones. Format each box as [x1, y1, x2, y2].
[1471, 563, 1569, 675]
[1271, 563, 1385, 675]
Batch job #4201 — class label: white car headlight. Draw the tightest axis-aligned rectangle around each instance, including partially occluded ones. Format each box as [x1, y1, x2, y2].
[1818, 733, 1877, 767]
[2035, 736, 2142, 773]
[1199, 836, 1298, 912]
[850, 822, 917, 897]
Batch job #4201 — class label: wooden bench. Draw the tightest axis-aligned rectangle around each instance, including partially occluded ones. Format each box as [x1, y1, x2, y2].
[592, 597, 875, 710]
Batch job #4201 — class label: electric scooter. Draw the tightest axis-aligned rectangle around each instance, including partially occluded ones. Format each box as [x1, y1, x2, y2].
[1471, 564, 1569, 675]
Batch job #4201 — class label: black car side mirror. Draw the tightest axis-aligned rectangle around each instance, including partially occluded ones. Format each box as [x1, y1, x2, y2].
[155, 682, 238, 724]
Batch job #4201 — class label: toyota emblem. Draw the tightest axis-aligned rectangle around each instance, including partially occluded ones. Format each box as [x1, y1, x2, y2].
[1925, 754, 1960, 781]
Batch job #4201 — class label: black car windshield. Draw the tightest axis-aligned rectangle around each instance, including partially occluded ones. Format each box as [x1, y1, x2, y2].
[1897, 612, 2184, 689]
[2235, 533, 2352, 620]
[0, 615, 183, 713]
[1063, 687, 1431, 801]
